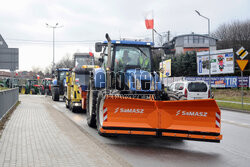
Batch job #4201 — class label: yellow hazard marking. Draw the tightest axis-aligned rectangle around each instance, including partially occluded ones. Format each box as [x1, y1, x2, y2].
[238, 49, 244, 55]
[240, 51, 247, 58]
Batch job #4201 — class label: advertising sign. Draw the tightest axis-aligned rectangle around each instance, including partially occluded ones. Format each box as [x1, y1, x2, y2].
[0, 48, 19, 71]
[160, 59, 171, 78]
[237, 76, 249, 87]
[185, 76, 238, 88]
[197, 49, 234, 75]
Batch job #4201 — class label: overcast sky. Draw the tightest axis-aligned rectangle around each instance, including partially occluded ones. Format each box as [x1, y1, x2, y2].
[0, 0, 249, 71]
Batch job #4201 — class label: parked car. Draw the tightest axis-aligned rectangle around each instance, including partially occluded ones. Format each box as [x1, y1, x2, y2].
[167, 80, 210, 100]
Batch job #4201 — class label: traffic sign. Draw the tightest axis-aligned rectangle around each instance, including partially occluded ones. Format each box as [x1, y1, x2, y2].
[236, 60, 248, 71]
[236, 47, 248, 60]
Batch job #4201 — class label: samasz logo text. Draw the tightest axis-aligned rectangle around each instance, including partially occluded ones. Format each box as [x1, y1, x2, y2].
[176, 110, 208, 117]
[114, 107, 144, 114]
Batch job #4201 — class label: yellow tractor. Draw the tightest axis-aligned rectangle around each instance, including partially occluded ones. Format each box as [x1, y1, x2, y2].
[65, 71, 83, 112]
[65, 52, 99, 112]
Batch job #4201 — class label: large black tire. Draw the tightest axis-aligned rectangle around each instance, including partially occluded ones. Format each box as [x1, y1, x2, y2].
[86, 80, 98, 128]
[52, 87, 60, 101]
[70, 102, 77, 113]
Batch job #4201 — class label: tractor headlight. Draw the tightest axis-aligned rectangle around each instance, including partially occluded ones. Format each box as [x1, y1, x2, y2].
[150, 80, 155, 90]
[136, 79, 141, 90]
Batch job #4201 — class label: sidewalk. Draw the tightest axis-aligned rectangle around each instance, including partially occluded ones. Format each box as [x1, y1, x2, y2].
[0, 95, 126, 167]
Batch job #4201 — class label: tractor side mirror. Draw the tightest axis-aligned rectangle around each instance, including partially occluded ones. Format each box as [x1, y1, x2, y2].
[95, 42, 102, 52]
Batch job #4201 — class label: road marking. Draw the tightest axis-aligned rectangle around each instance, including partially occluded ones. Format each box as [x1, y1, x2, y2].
[222, 119, 250, 128]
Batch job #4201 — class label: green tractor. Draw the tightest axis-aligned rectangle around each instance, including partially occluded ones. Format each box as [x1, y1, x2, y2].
[20, 79, 40, 95]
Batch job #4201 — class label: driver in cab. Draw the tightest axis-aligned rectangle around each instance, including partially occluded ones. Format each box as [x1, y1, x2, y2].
[117, 50, 132, 71]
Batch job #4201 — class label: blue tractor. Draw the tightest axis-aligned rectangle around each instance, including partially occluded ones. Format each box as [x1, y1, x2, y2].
[51, 68, 69, 101]
[86, 34, 170, 129]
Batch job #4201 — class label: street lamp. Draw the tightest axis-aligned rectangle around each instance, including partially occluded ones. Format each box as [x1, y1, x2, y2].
[195, 10, 212, 98]
[46, 23, 63, 72]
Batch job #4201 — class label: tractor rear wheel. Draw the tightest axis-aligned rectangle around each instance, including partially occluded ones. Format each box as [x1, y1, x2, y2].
[86, 80, 97, 128]
[53, 87, 60, 101]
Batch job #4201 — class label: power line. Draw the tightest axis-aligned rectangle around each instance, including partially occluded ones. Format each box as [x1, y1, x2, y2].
[6, 38, 102, 43]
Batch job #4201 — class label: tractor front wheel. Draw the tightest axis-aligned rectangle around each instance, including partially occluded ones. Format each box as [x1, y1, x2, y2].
[86, 80, 97, 128]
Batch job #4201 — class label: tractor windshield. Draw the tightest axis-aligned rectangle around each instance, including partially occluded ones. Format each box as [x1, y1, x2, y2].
[58, 71, 66, 81]
[114, 46, 151, 72]
[75, 74, 90, 86]
[75, 56, 94, 68]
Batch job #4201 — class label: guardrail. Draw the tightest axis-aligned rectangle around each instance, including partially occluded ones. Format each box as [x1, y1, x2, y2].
[0, 88, 19, 121]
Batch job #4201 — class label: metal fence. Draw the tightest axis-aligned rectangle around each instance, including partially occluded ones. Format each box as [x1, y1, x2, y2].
[0, 88, 19, 121]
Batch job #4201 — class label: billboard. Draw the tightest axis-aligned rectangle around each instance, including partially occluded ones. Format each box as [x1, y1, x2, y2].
[0, 35, 19, 71]
[159, 59, 171, 78]
[238, 76, 249, 87]
[185, 76, 238, 88]
[0, 48, 19, 71]
[197, 49, 234, 75]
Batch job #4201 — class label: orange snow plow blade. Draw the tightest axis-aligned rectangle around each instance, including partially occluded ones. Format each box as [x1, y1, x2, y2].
[101, 96, 222, 142]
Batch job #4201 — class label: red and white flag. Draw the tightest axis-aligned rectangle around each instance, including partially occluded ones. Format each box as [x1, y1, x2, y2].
[145, 11, 154, 29]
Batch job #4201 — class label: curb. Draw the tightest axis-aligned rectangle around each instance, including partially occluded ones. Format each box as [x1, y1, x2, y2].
[219, 107, 250, 114]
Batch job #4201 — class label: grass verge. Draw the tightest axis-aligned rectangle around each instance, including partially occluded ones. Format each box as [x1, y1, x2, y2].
[0, 101, 21, 138]
[215, 96, 250, 103]
[217, 102, 250, 112]
[0, 87, 9, 91]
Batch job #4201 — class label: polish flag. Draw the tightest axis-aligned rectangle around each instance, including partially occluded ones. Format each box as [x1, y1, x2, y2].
[37, 75, 40, 80]
[145, 11, 154, 29]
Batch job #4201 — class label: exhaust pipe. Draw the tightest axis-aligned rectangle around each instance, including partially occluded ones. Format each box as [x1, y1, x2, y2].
[105, 33, 112, 89]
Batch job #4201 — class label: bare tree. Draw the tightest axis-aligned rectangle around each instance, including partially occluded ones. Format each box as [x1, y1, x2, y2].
[212, 20, 250, 75]
[55, 53, 74, 68]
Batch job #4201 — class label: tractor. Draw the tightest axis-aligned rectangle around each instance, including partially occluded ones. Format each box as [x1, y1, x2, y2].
[20, 79, 40, 94]
[51, 68, 69, 101]
[65, 52, 99, 112]
[40, 78, 53, 95]
[85, 34, 222, 143]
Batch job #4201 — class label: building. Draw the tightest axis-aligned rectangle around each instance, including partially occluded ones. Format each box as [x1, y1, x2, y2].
[163, 33, 217, 56]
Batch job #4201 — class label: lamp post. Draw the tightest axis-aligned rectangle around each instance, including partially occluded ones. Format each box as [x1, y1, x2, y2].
[195, 10, 212, 98]
[46, 23, 62, 72]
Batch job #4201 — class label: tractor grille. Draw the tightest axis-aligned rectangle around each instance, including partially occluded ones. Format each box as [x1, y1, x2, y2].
[141, 80, 150, 90]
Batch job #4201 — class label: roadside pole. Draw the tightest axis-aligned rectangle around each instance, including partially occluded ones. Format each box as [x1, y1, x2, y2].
[241, 70, 243, 109]
[236, 46, 248, 110]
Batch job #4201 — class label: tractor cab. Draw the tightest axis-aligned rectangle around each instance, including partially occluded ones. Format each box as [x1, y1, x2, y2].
[95, 35, 163, 97]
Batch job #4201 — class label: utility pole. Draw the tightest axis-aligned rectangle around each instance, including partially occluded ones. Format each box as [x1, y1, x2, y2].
[195, 10, 212, 99]
[167, 31, 170, 42]
[46, 23, 63, 73]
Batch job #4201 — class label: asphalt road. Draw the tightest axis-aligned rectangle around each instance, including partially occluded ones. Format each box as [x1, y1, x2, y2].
[45, 95, 250, 167]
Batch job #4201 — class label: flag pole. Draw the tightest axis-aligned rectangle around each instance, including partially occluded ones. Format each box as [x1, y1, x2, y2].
[152, 29, 154, 44]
